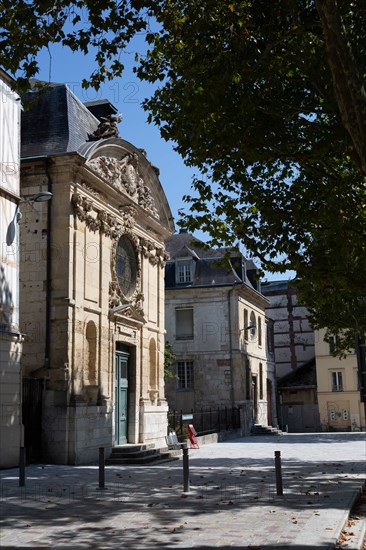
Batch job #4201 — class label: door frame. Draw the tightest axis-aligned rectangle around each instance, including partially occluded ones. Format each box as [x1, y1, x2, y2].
[115, 347, 130, 445]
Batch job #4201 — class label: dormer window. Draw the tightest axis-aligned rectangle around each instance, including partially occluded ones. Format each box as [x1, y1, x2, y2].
[177, 261, 193, 284]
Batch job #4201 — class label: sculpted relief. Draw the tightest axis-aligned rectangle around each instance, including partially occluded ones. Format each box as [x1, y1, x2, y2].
[87, 153, 160, 220]
[71, 191, 169, 312]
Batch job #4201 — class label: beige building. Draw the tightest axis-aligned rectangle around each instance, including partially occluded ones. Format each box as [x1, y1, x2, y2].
[19, 83, 174, 464]
[315, 329, 365, 431]
[0, 69, 22, 468]
[164, 232, 277, 433]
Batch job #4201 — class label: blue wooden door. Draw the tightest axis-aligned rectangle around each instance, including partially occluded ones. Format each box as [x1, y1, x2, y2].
[115, 351, 129, 445]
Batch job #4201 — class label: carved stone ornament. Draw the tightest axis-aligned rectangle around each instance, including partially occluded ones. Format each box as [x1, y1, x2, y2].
[71, 192, 135, 237]
[87, 114, 122, 141]
[71, 192, 165, 313]
[80, 182, 103, 200]
[87, 154, 160, 219]
[139, 238, 169, 267]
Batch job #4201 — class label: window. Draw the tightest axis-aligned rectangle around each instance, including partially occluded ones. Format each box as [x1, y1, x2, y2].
[116, 236, 137, 297]
[249, 311, 256, 338]
[176, 308, 193, 340]
[259, 363, 263, 399]
[328, 335, 340, 354]
[177, 261, 192, 283]
[258, 316, 262, 347]
[244, 309, 249, 341]
[266, 319, 274, 354]
[245, 358, 251, 400]
[177, 360, 194, 389]
[332, 371, 343, 392]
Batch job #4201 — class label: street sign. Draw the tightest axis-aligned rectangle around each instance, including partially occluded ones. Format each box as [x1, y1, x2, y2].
[182, 414, 193, 421]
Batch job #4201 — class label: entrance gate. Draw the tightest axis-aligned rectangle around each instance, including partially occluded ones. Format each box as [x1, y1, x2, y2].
[115, 350, 129, 445]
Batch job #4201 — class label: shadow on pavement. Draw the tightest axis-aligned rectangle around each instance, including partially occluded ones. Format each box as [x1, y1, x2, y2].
[1, 433, 365, 549]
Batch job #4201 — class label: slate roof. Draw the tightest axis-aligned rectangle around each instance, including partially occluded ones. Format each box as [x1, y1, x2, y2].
[277, 358, 317, 389]
[165, 232, 261, 290]
[21, 82, 101, 158]
[262, 280, 295, 294]
[165, 231, 222, 259]
[165, 257, 242, 288]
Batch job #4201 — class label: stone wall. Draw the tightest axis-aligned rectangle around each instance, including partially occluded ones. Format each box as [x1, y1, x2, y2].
[0, 336, 22, 467]
[42, 394, 113, 464]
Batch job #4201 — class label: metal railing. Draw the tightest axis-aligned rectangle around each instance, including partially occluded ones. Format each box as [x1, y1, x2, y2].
[168, 406, 241, 440]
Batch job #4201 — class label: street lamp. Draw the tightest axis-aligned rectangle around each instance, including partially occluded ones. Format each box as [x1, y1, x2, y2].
[26, 191, 53, 203]
[16, 192, 53, 222]
[18, 191, 53, 205]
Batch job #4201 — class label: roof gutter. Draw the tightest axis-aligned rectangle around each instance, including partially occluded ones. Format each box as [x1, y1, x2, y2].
[44, 159, 53, 369]
[228, 282, 239, 407]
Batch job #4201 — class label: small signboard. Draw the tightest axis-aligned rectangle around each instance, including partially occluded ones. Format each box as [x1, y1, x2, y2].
[182, 414, 193, 421]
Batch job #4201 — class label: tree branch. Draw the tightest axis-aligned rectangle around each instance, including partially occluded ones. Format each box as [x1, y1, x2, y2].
[316, 0, 366, 173]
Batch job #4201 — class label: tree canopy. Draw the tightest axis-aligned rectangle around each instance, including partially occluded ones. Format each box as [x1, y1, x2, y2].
[1, 0, 366, 349]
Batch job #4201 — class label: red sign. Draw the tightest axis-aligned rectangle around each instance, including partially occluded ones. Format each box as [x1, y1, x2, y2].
[188, 424, 199, 449]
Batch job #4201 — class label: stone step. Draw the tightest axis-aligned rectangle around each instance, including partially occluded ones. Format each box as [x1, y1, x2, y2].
[109, 448, 157, 459]
[251, 425, 283, 436]
[106, 445, 181, 465]
[111, 444, 155, 454]
[107, 451, 180, 465]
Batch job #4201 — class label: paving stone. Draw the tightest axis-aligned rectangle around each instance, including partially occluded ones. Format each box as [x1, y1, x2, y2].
[0, 433, 365, 549]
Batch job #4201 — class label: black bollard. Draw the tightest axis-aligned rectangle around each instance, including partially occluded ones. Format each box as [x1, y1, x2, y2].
[182, 442, 190, 493]
[98, 447, 105, 490]
[274, 450, 283, 496]
[19, 446, 26, 487]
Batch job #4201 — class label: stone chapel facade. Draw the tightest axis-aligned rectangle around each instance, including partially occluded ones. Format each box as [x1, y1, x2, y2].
[20, 84, 174, 464]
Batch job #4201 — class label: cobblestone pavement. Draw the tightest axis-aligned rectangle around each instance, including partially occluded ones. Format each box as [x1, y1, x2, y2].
[0, 433, 365, 549]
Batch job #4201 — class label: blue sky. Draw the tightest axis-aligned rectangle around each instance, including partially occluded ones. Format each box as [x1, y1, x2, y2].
[36, 34, 197, 228]
[34, 35, 292, 282]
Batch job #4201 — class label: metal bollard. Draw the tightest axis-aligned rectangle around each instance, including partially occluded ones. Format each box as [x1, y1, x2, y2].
[98, 447, 105, 490]
[19, 446, 26, 487]
[182, 442, 190, 493]
[274, 450, 283, 496]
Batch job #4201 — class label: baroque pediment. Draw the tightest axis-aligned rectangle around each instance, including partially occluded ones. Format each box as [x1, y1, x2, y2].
[109, 303, 146, 325]
[87, 153, 159, 219]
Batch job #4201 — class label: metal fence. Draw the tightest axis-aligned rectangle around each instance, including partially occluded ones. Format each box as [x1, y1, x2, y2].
[168, 407, 241, 440]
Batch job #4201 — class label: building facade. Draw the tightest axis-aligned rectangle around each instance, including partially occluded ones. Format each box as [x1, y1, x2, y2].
[19, 83, 174, 464]
[277, 359, 320, 432]
[164, 232, 277, 433]
[315, 329, 365, 431]
[261, 280, 320, 432]
[0, 69, 22, 467]
[262, 281, 314, 378]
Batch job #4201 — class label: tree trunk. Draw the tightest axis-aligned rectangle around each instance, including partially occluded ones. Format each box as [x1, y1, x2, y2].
[316, 0, 366, 174]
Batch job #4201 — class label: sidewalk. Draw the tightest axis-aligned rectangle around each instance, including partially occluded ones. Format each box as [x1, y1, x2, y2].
[1, 433, 365, 549]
